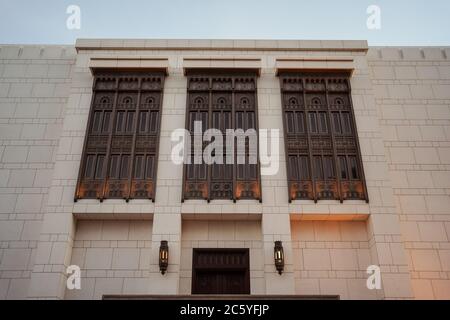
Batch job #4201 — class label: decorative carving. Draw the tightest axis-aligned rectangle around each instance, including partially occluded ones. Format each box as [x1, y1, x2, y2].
[327, 78, 349, 92]
[75, 71, 165, 202]
[280, 72, 368, 203]
[189, 77, 210, 91]
[95, 77, 116, 90]
[236, 181, 260, 200]
[281, 77, 303, 92]
[183, 71, 260, 202]
[212, 94, 232, 110]
[210, 181, 233, 199]
[334, 136, 357, 150]
[130, 180, 154, 199]
[78, 180, 103, 199]
[283, 95, 303, 109]
[289, 181, 313, 200]
[117, 93, 138, 109]
[212, 77, 232, 91]
[140, 94, 160, 109]
[234, 77, 255, 91]
[305, 78, 326, 92]
[135, 136, 157, 153]
[315, 181, 339, 200]
[86, 136, 108, 152]
[235, 93, 255, 111]
[111, 136, 133, 152]
[118, 77, 139, 90]
[94, 94, 114, 109]
[189, 94, 209, 110]
[286, 137, 308, 150]
[142, 77, 163, 90]
[311, 137, 332, 150]
[106, 179, 128, 199]
[184, 182, 208, 199]
[341, 181, 365, 200]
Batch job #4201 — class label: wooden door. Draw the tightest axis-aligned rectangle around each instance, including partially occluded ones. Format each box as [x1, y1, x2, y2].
[192, 249, 250, 295]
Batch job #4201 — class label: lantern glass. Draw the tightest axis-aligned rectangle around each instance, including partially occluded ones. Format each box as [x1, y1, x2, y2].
[274, 241, 285, 275]
[159, 240, 169, 275]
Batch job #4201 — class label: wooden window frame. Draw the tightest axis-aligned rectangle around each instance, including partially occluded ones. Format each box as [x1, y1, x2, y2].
[182, 70, 262, 202]
[75, 70, 165, 202]
[279, 72, 368, 203]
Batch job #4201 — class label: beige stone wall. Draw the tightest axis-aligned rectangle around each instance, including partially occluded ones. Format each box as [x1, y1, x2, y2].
[291, 220, 379, 299]
[65, 220, 153, 299]
[1, 40, 449, 299]
[180, 220, 264, 295]
[0, 46, 75, 299]
[50, 39, 386, 299]
[368, 47, 450, 299]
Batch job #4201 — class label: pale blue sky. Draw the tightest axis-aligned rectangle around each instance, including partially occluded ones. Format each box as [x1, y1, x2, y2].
[0, 0, 449, 45]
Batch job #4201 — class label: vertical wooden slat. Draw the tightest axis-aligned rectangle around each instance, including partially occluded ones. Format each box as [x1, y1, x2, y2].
[231, 77, 236, 202]
[152, 74, 165, 202]
[181, 76, 191, 203]
[253, 75, 262, 202]
[126, 77, 141, 202]
[100, 78, 119, 202]
[303, 78, 317, 202]
[279, 77, 293, 202]
[325, 79, 343, 203]
[207, 77, 212, 202]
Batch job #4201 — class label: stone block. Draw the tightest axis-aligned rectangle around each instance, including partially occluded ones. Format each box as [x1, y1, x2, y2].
[15, 194, 43, 214]
[84, 248, 113, 269]
[411, 250, 441, 271]
[411, 279, 434, 299]
[0, 248, 31, 270]
[303, 249, 331, 270]
[7, 169, 35, 187]
[431, 280, 450, 299]
[0, 221, 23, 241]
[394, 66, 417, 79]
[112, 248, 140, 270]
[2, 146, 28, 163]
[101, 221, 130, 240]
[418, 222, 447, 242]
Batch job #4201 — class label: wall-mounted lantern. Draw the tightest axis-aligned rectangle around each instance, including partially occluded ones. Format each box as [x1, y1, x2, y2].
[274, 241, 285, 275]
[159, 240, 169, 275]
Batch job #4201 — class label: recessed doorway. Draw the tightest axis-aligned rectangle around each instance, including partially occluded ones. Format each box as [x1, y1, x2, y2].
[191, 248, 250, 295]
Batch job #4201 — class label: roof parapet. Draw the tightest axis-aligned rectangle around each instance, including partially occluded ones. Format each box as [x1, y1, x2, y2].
[75, 39, 369, 53]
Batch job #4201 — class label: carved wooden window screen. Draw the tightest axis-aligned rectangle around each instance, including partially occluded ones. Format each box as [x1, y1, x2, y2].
[183, 71, 261, 202]
[279, 72, 368, 202]
[75, 71, 165, 202]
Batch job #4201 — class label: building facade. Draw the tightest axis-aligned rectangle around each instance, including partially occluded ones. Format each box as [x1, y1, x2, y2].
[0, 39, 450, 299]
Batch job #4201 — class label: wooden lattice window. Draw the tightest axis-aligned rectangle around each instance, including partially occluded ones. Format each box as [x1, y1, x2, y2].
[279, 72, 368, 202]
[75, 71, 165, 202]
[182, 71, 261, 202]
